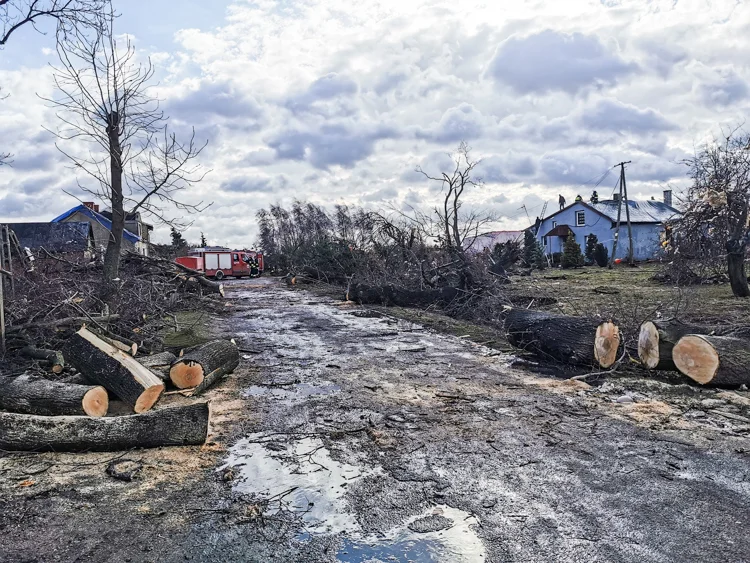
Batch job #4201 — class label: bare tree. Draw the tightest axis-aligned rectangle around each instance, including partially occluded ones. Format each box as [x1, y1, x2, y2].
[414, 141, 495, 289]
[0, 0, 106, 45]
[677, 128, 750, 297]
[43, 9, 209, 306]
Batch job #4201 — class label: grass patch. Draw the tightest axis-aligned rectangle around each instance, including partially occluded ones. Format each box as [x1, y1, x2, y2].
[161, 310, 213, 349]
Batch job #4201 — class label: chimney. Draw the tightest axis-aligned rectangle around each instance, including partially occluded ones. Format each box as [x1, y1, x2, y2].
[612, 193, 620, 202]
[663, 190, 673, 206]
[83, 202, 100, 213]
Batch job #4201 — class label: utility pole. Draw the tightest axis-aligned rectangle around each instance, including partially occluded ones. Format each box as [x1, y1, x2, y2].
[608, 161, 632, 268]
[617, 161, 634, 266]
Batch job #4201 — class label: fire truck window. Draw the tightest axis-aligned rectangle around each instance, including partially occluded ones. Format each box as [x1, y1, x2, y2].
[233, 253, 239, 261]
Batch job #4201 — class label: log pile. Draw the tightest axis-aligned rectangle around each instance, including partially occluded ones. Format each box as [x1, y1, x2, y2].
[504, 308, 621, 368]
[0, 330, 239, 451]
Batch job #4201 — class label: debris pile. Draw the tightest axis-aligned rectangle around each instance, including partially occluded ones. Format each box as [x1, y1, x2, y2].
[0, 254, 239, 452]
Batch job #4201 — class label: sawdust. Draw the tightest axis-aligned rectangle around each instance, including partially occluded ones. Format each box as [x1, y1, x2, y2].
[617, 400, 675, 423]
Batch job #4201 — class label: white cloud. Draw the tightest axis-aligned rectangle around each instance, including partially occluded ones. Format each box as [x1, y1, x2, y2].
[2, 0, 750, 244]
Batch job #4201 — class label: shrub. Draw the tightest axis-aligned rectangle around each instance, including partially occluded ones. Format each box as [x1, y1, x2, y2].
[585, 234, 598, 264]
[593, 243, 609, 267]
[561, 236, 584, 269]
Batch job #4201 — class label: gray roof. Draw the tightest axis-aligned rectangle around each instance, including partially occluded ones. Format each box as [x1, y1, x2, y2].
[7, 222, 93, 253]
[589, 200, 680, 223]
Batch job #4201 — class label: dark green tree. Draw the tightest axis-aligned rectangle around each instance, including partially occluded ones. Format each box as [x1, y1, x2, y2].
[561, 235, 584, 269]
[593, 243, 609, 267]
[523, 230, 537, 266]
[531, 239, 547, 270]
[584, 233, 598, 264]
[200, 232, 207, 247]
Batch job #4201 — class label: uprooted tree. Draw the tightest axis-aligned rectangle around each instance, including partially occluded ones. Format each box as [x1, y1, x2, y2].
[43, 8, 209, 307]
[670, 129, 750, 296]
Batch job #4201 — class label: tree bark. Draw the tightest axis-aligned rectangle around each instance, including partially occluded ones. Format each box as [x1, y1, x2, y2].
[673, 335, 750, 386]
[101, 111, 125, 307]
[726, 239, 750, 297]
[169, 340, 239, 392]
[504, 308, 621, 368]
[0, 373, 108, 417]
[19, 346, 65, 373]
[137, 351, 178, 382]
[638, 320, 735, 371]
[62, 327, 164, 413]
[347, 283, 461, 307]
[0, 402, 210, 452]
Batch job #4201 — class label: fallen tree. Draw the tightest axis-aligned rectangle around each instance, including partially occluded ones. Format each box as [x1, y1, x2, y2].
[169, 340, 240, 394]
[346, 283, 462, 307]
[673, 335, 750, 386]
[62, 327, 164, 413]
[126, 253, 224, 297]
[504, 308, 621, 368]
[638, 320, 734, 371]
[0, 401, 210, 452]
[0, 373, 108, 417]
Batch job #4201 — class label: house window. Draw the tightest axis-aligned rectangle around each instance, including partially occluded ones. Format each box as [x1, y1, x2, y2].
[576, 211, 585, 226]
[552, 221, 557, 228]
[543, 236, 548, 246]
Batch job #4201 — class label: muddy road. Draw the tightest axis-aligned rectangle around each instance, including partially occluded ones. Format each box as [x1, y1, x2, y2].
[2, 277, 750, 562]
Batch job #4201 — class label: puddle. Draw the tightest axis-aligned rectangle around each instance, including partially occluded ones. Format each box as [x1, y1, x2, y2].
[222, 435, 372, 535]
[243, 382, 340, 403]
[337, 506, 485, 563]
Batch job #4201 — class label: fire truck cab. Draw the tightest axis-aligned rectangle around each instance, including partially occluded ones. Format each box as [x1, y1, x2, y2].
[176, 247, 264, 280]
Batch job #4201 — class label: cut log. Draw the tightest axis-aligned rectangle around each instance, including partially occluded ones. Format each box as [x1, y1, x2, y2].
[347, 283, 461, 307]
[169, 340, 240, 393]
[19, 346, 65, 374]
[0, 373, 108, 417]
[62, 327, 164, 413]
[0, 402, 210, 452]
[504, 308, 621, 368]
[86, 328, 138, 356]
[638, 320, 735, 371]
[137, 351, 178, 382]
[673, 335, 750, 387]
[7, 314, 120, 334]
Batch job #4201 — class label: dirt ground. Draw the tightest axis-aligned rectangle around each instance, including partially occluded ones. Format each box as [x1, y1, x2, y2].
[2, 275, 750, 562]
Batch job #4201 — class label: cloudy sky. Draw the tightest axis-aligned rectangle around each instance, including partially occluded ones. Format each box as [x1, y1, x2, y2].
[1, 0, 749, 246]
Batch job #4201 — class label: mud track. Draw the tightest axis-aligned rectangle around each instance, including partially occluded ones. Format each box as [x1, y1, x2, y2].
[1, 277, 749, 562]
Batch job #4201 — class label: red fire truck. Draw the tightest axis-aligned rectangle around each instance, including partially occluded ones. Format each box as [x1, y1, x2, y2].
[175, 247, 264, 280]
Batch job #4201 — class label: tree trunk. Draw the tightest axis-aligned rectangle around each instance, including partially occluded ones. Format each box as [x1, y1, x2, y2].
[347, 283, 461, 307]
[101, 112, 125, 307]
[0, 402, 210, 452]
[62, 327, 164, 413]
[638, 320, 735, 371]
[19, 346, 65, 374]
[0, 373, 108, 417]
[169, 340, 239, 392]
[727, 239, 750, 297]
[86, 327, 138, 356]
[504, 308, 621, 368]
[673, 334, 750, 386]
[137, 351, 178, 382]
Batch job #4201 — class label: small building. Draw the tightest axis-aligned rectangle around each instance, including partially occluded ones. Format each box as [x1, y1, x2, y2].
[534, 192, 680, 261]
[51, 202, 150, 256]
[6, 222, 95, 261]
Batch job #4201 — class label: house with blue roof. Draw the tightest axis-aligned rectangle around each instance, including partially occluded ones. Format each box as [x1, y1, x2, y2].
[51, 202, 152, 256]
[534, 191, 681, 262]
